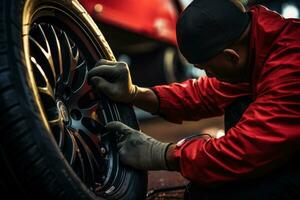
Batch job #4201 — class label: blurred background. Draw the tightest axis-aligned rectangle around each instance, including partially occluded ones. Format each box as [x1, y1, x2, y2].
[78, 0, 299, 198]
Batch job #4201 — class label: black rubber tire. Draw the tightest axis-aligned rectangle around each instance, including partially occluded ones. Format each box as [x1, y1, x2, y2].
[0, 0, 147, 199]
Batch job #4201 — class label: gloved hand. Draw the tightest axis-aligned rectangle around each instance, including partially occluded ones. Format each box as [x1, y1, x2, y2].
[105, 121, 171, 170]
[88, 59, 138, 103]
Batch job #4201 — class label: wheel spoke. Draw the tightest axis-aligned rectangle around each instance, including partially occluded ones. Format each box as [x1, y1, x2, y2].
[30, 25, 58, 83]
[73, 144, 86, 181]
[57, 130, 65, 149]
[30, 36, 49, 63]
[48, 117, 61, 126]
[37, 24, 57, 82]
[37, 86, 54, 98]
[49, 121, 65, 149]
[60, 31, 80, 86]
[63, 129, 78, 165]
[48, 25, 63, 81]
[79, 101, 98, 119]
[71, 63, 88, 94]
[73, 132, 96, 185]
[31, 57, 54, 97]
[71, 81, 95, 109]
[76, 60, 86, 70]
[48, 115, 64, 130]
[78, 131, 106, 165]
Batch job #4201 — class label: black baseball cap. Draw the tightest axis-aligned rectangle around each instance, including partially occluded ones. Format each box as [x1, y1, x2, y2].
[176, 0, 250, 63]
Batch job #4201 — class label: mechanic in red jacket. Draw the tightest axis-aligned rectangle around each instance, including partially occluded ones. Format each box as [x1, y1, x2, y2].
[88, 0, 300, 199]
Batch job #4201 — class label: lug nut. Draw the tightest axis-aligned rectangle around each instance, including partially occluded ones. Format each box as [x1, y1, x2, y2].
[100, 147, 106, 155]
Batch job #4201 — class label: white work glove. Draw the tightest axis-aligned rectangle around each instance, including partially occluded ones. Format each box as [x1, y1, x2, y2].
[88, 59, 138, 103]
[106, 121, 171, 170]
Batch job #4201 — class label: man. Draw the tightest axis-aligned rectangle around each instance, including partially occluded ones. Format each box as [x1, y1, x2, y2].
[88, 0, 300, 199]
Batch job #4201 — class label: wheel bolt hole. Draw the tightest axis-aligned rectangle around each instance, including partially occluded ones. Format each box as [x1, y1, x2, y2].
[100, 147, 107, 155]
[70, 109, 82, 120]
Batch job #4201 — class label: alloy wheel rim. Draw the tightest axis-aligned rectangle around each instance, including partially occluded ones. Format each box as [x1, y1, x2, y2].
[28, 20, 122, 195]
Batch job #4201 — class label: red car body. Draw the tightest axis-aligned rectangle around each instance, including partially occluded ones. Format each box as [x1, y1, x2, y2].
[79, 0, 181, 46]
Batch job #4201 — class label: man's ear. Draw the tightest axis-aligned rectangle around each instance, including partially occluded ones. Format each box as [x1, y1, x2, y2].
[223, 49, 240, 66]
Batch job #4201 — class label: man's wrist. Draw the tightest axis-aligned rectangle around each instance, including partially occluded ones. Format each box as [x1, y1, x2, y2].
[127, 85, 139, 103]
[132, 87, 159, 114]
[165, 144, 180, 171]
[148, 141, 171, 170]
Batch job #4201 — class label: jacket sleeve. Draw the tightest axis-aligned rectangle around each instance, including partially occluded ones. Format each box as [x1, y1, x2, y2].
[151, 77, 251, 123]
[173, 76, 300, 185]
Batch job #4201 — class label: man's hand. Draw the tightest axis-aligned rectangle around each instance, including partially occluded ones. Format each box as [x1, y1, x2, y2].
[105, 121, 171, 170]
[88, 59, 138, 103]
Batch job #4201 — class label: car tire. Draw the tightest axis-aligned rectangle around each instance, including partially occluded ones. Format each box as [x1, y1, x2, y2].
[0, 0, 147, 199]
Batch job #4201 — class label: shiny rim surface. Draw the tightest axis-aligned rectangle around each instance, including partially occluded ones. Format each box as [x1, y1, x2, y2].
[28, 7, 125, 196]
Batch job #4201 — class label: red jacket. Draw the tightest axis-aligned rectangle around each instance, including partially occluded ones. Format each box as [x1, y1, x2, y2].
[152, 6, 300, 185]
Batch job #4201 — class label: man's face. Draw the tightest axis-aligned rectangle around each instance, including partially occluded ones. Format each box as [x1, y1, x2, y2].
[194, 51, 248, 83]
